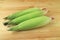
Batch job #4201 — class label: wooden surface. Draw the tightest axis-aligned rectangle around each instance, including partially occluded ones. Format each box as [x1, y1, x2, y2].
[0, 0, 60, 40]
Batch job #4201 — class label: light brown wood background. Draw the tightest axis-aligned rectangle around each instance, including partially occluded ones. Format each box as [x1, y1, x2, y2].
[0, 0, 60, 40]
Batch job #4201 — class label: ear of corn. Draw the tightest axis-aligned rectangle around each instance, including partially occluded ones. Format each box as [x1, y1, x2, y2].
[5, 8, 42, 20]
[8, 16, 51, 31]
[7, 10, 45, 25]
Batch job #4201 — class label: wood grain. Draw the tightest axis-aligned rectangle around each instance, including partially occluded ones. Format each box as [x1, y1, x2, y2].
[0, 0, 60, 40]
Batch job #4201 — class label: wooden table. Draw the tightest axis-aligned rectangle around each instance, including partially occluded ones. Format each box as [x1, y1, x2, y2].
[0, 0, 60, 40]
